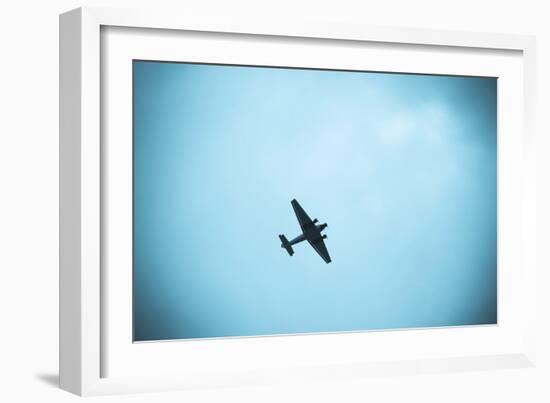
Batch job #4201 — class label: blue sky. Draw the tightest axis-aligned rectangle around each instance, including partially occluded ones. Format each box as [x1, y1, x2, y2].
[133, 61, 497, 341]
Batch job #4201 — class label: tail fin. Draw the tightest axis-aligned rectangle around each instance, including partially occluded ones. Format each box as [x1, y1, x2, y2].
[279, 235, 294, 256]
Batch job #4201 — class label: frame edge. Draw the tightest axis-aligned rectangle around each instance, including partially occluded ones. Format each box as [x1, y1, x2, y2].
[59, 7, 83, 396]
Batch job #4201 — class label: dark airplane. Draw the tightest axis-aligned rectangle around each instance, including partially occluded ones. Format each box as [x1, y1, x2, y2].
[279, 199, 331, 263]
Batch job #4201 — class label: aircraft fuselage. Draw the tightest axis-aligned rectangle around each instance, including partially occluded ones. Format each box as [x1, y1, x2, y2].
[290, 223, 327, 245]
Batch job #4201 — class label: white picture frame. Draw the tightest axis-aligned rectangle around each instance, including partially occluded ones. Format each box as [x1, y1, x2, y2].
[59, 6, 537, 396]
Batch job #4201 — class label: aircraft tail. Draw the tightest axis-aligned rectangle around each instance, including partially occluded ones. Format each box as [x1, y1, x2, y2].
[279, 235, 294, 256]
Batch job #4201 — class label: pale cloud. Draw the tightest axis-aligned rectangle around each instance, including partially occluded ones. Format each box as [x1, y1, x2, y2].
[377, 102, 453, 146]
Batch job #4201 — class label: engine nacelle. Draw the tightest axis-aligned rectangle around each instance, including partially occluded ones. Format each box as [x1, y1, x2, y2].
[322, 234, 327, 239]
[313, 218, 319, 224]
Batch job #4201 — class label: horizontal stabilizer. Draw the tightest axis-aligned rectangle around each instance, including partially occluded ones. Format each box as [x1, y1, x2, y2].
[279, 234, 294, 256]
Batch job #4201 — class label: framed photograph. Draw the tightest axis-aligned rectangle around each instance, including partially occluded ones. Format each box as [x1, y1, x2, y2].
[60, 7, 537, 396]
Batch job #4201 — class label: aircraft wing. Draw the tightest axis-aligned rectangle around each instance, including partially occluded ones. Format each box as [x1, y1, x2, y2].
[308, 237, 332, 264]
[291, 199, 314, 232]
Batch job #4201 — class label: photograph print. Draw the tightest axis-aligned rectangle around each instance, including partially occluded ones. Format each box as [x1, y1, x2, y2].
[132, 60, 497, 342]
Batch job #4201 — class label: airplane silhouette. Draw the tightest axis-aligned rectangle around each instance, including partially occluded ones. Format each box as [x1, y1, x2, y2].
[279, 199, 331, 263]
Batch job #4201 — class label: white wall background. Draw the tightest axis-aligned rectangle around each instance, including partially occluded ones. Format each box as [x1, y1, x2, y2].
[0, 0, 548, 401]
